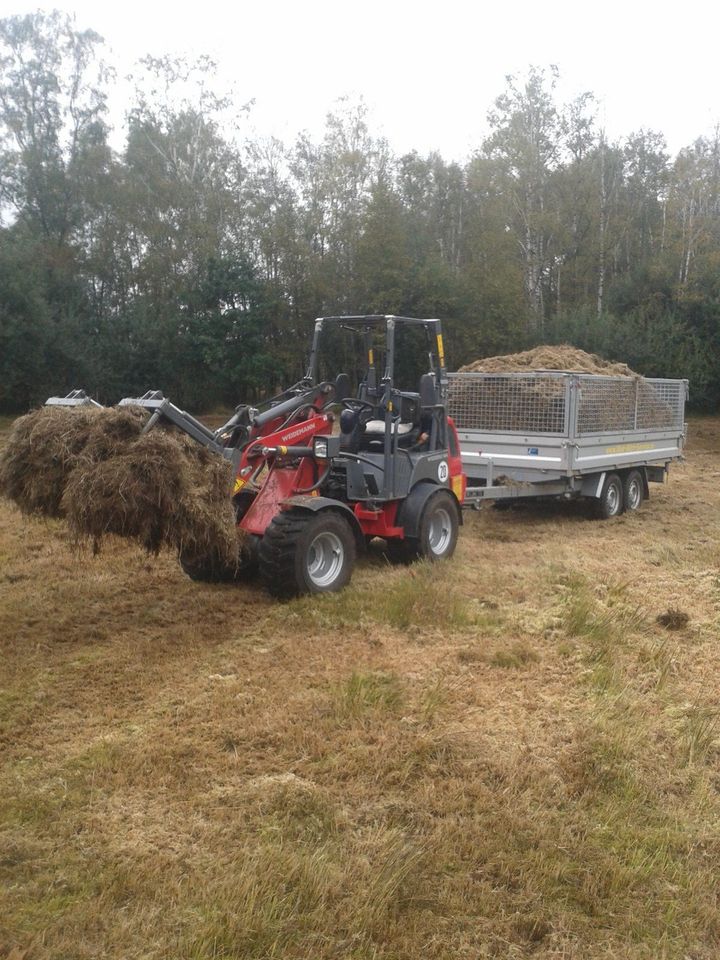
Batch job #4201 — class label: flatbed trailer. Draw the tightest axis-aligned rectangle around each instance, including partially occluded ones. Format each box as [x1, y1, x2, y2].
[448, 371, 688, 516]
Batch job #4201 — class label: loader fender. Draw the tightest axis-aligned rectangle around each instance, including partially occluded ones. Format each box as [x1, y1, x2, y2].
[281, 496, 366, 551]
[396, 481, 463, 540]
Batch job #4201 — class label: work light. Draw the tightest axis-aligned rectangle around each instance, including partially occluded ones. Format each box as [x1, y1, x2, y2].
[313, 436, 329, 459]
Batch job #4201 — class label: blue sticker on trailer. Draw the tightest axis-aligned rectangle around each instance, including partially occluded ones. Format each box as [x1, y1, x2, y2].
[528, 447, 539, 455]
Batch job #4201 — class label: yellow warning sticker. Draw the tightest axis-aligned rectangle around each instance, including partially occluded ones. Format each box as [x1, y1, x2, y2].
[605, 442, 655, 454]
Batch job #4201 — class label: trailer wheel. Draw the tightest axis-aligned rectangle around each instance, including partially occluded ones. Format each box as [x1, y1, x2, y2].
[623, 470, 644, 511]
[259, 508, 355, 598]
[388, 490, 459, 563]
[595, 473, 624, 520]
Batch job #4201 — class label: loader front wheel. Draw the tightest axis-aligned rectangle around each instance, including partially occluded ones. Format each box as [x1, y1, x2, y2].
[180, 537, 259, 583]
[259, 508, 355, 598]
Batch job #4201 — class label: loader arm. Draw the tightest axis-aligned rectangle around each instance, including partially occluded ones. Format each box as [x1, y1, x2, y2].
[46, 381, 338, 473]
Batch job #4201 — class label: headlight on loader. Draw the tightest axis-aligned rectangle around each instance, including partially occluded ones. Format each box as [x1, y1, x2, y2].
[313, 436, 329, 459]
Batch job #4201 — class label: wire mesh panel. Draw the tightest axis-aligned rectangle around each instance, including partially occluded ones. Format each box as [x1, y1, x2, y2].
[636, 379, 686, 431]
[576, 377, 636, 433]
[448, 372, 686, 437]
[577, 377, 685, 435]
[448, 373, 569, 434]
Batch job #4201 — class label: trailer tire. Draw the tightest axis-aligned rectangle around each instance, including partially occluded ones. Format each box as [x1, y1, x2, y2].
[259, 508, 355, 598]
[623, 470, 644, 511]
[595, 473, 624, 520]
[388, 489, 459, 563]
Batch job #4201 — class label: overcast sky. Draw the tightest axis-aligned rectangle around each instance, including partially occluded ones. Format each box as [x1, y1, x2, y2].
[3, 0, 719, 158]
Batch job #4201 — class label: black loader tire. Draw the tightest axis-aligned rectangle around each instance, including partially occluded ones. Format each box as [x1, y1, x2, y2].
[623, 469, 644, 512]
[595, 472, 624, 520]
[259, 508, 356, 598]
[388, 489, 459, 563]
[180, 491, 259, 583]
[180, 536, 259, 583]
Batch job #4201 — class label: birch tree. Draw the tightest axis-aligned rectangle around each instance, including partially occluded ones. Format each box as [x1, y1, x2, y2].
[484, 66, 562, 328]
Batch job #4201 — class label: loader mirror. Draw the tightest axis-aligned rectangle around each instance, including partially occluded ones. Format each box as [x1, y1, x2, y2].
[334, 373, 351, 403]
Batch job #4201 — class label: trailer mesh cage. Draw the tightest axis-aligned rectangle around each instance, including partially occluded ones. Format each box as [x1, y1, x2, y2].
[447, 372, 686, 436]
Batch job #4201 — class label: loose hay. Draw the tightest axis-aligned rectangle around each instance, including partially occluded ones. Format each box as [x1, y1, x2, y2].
[0, 405, 240, 566]
[458, 344, 636, 376]
[0, 406, 104, 517]
[451, 345, 675, 433]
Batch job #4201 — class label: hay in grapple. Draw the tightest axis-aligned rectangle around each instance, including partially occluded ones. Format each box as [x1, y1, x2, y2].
[0, 406, 104, 517]
[1, 405, 240, 566]
[62, 429, 239, 566]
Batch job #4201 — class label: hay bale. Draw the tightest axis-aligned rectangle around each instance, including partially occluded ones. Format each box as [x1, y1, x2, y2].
[165, 440, 240, 566]
[79, 405, 148, 461]
[62, 431, 187, 553]
[62, 429, 239, 565]
[1, 404, 240, 566]
[0, 406, 104, 517]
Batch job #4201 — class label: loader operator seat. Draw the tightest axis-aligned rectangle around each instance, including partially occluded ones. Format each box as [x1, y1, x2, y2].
[340, 372, 439, 453]
[361, 403, 416, 450]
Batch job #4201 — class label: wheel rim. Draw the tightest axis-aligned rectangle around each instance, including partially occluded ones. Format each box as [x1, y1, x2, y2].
[607, 483, 620, 515]
[627, 478, 642, 510]
[428, 507, 453, 555]
[307, 531, 345, 587]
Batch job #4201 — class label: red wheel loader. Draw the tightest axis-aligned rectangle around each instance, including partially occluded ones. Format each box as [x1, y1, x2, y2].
[47, 316, 467, 597]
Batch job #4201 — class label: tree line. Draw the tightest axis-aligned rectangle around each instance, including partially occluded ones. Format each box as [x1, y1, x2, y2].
[1, 12, 719, 413]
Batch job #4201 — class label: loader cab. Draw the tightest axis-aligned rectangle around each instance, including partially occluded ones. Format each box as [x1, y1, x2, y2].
[307, 314, 448, 451]
[306, 315, 457, 501]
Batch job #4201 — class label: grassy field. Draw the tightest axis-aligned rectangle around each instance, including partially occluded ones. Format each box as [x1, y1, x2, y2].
[2, 417, 720, 959]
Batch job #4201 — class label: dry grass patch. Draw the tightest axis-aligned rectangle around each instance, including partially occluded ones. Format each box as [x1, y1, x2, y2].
[679, 703, 720, 766]
[292, 558, 479, 635]
[331, 670, 404, 721]
[487, 641, 540, 669]
[4, 416, 720, 958]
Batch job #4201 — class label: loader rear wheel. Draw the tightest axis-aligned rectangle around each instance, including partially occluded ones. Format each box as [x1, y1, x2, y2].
[259, 508, 355, 598]
[388, 490, 459, 563]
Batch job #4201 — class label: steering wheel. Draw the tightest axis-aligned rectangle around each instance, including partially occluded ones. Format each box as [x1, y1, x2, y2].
[341, 398, 375, 413]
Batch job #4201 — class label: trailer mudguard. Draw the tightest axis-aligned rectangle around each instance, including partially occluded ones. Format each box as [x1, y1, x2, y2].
[281, 495, 366, 550]
[580, 467, 651, 500]
[395, 481, 462, 539]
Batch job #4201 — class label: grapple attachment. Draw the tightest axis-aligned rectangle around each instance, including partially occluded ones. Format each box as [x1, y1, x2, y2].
[117, 390, 240, 466]
[45, 389, 102, 408]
